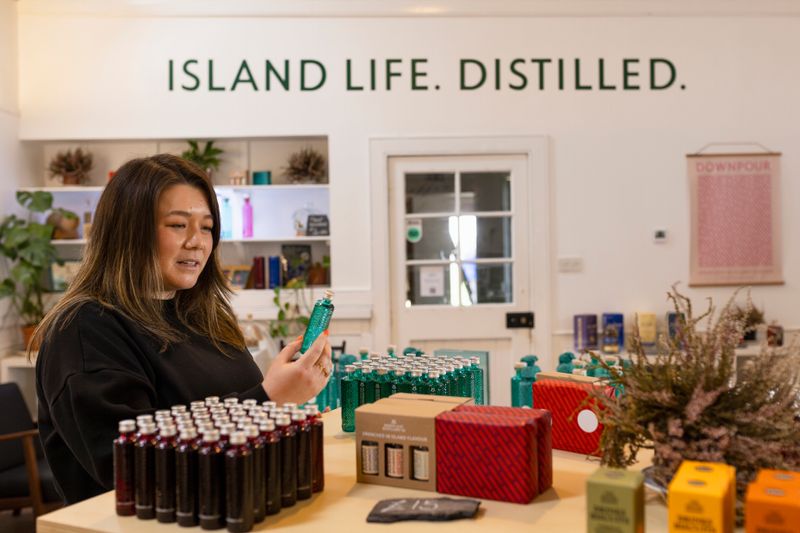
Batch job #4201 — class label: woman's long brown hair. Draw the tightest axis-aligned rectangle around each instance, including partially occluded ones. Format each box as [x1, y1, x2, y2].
[31, 154, 245, 356]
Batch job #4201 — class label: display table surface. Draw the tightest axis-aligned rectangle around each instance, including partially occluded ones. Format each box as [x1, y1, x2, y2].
[38, 408, 672, 532]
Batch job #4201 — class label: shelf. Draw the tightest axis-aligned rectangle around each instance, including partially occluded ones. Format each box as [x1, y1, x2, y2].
[19, 184, 328, 194]
[222, 236, 330, 243]
[52, 239, 87, 245]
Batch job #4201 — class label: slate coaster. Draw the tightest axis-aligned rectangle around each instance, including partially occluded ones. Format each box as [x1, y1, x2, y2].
[366, 497, 481, 523]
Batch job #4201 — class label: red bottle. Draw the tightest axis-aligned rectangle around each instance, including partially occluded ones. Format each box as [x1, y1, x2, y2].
[275, 414, 297, 507]
[134, 422, 157, 519]
[243, 425, 266, 523]
[198, 429, 225, 530]
[260, 420, 281, 516]
[155, 425, 178, 523]
[225, 431, 254, 533]
[304, 405, 325, 492]
[176, 427, 200, 527]
[113, 419, 137, 516]
[291, 410, 313, 500]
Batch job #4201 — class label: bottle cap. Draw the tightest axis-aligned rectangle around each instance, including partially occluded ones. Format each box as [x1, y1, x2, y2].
[411, 370, 422, 377]
[196, 422, 215, 434]
[324, 289, 334, 299]
[242, 399, 258, 408]
[170, 405, 187, 413]
[159, 425, 177, 438]
[229, 431, 247, 445]
[190, 401, 206, 410]
[204, 396, 220, 405]
[223, 398, 239, 407]
[154, 409, 171, 419]
[304, 404, 320, 416]
[262, 401, 278, 410]
[376, 367, 388, 375]
[345, 365, 356, 373]
[359, 347, 369, 354]
[282, 403, 298, 412]
[259, 419, 276, 432]
[242, 425, 259, 438]
[118, 420, 136, 433]
[470, 357, 481, 365]
[138, 423, 157, 435]
[136, 414, 154, 425]
[514, 362, 526, 369]
[176, 421, 195, 431]
[291, 410, 307, 422]
[268, 409, 283, 419]
[179, 427, 198, 440]
[202, 429, 220, 442]
[275, 414, 291, 427]
[219, 423, 236, 436]
[427, 371, 440, 379]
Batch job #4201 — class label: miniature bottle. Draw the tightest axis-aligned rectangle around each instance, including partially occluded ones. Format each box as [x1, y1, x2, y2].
[468, 357, 484, 404]
[341, 365, 358, 433]
[242, 195, 253, 238]
[556, 352, 576, 374]
[221, 197, 233, 239]
[259, 420, 282, 516]
[225, 431, 254, 533]
[387, 344, 397, 357]
[113, 419, 137, 516]
[375, 367, 392, 400]
[304, 405, 325, 493]
[198, 428, 226, 530]
[134, 422, 157, 520]
[510, 362, 527, 408]
[275, 414, 297, 507]
[292, 410, 313, 500]
[176, 427, 200, 527]
[358, 347, 369, 360]
[243, 425, 266, 524]
[300, 290, 334, 354]
[362, 366, 378, 404]
[155, 425, 178, 523]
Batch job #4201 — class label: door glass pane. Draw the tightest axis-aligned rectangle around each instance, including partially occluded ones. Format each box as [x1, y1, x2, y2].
[458, 216, 512, 260]
[462, 263, 513, 304]
[405, 173, 455, 214]
[406, 264, 457, 306]
[460, 172, 511, 212]
[406, 217, 457, 260]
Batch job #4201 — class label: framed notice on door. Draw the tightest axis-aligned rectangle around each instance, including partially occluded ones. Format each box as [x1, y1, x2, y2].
[687, 152, 783, 286]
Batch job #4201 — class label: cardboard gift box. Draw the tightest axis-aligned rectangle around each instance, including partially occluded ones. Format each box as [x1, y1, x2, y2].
[586, 467, 645, 533]
[453, 404, 552, 495]
[355, 394, 472, 492]
[669, 462, 733, 533]
[435, 410, 539, 504]
[746, 482, 800, 533]
[532, 378, 614, 456]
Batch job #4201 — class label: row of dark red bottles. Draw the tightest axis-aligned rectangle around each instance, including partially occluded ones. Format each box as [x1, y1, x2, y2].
[113, 402, 324, 532]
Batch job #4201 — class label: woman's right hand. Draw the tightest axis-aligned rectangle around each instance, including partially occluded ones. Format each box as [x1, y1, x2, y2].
[261, 333, 332, 405]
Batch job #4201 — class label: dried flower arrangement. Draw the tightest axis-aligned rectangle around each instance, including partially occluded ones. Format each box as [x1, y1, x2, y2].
[591, 286, 800, 525]
[284, 147, 327, 184]
[48, 148, 93, 185]
[732, 303, 765, 341]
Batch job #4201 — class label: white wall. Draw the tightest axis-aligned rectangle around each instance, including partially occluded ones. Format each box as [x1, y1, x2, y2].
[0, 0, 22, 351]
[14, 4, 800, 359]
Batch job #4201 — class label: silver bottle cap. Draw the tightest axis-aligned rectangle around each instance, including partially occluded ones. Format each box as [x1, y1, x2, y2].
[259, 419, 276, 432]
[159, 425, 177, 438]
[282, 403, 298, 412]
[262, 401, 278, 410]
[138, 423, 157, 435]
[229, 431, 247, 445]
[118, 420, 136, 433]
[202, 429, 220, 442]
[218, 423, 236, 436]
[275, 414, 291, 427]
[179, 427, 198, 440]
[136, 414, 154, 425]
[204, 396, 220, 406]
[243, 425, 259, 438]
[291, 410, 307, 422]
[304, 405, 320, 416]
[242, 399, 258, 408]
[324, 289, 334, 299]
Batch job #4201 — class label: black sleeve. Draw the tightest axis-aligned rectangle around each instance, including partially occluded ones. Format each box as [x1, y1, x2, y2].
[234, 382, 270, 403]
[38, 304, 157, 491]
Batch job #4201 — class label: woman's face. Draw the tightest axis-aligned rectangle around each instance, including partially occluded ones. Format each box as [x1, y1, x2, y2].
[156, 184, 214, 297]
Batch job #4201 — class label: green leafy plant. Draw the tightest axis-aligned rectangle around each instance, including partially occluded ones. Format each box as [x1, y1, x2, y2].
[181, 140, 224, 172]
[591, 286, 800, 525]
[0, 192, 62, 326]
[48, 148, 93, 185]
[284, 147, 327, 184]
[268, 282, 311, 340]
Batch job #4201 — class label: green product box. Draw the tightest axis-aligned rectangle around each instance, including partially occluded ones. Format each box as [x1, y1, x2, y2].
[586, 467, 644, 533]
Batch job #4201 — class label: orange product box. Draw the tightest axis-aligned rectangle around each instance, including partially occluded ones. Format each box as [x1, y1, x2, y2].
[754, 469, 800, 490]
[745, 483, 800, 533]
[674, 461, 736, 533]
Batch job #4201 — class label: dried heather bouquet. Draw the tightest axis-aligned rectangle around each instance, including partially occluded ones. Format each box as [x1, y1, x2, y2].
[591, 286, 800, 524]
[284, 147, 327, 184]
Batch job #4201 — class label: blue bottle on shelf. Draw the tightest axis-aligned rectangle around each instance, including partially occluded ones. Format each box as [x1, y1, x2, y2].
[221, 197, 233, 239]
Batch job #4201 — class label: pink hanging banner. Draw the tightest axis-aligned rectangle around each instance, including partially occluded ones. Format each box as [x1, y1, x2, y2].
[687, 152, 783, 286]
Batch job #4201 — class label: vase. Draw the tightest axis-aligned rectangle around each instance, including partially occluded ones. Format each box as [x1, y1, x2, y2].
[61, 171, 84, 185]
[21, 324, 40, 351]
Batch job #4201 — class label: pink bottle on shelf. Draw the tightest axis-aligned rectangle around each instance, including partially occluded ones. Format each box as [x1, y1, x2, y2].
[242, 195, 253, 238]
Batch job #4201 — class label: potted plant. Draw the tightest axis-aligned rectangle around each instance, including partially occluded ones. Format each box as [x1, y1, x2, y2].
[284, 147, 327, 184]
[181, 140, 224, 177]
[46, 208, 81, 240]
[0, 192, 62, 348]
[48, 148, 93, 185]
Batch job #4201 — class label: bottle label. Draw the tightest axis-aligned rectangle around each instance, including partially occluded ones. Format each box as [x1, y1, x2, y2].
[362, 442, 379, 475]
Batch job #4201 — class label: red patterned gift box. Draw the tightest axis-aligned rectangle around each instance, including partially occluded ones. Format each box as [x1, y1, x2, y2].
[435, 410, 538, 504]
[453, 405, 552, 495]
[532, 379, 614, 456]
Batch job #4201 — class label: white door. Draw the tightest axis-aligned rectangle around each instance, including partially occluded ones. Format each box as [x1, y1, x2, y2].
[389, 154, 536, 405]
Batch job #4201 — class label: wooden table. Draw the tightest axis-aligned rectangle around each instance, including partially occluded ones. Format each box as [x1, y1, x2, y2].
[38, 409, 673, 532]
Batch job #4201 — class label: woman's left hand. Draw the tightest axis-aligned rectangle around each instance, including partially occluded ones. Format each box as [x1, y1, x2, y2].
[261, 333, 332, 405]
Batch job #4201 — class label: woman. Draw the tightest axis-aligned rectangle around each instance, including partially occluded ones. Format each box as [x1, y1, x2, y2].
[33, 154, 332, 504]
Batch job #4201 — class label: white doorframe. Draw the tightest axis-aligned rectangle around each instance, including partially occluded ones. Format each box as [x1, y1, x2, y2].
[369, 136, 554, 369]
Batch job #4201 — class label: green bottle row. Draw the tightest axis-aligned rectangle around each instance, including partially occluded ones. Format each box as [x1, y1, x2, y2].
[340, 353, 484, 432]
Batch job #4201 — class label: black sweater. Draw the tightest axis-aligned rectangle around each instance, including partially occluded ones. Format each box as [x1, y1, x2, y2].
[35, 300, 267, 504]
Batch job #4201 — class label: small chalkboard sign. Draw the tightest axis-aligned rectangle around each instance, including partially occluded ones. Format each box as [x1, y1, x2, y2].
[306, 214, 330, 236]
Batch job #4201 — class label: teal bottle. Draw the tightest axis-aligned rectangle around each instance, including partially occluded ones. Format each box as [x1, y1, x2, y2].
[221, 197, 233, 239]
[408, 370, 423, 394]
[375, 368, 392, 400]
[314, 379, 329, 411]
[362, 367, 377, 404]
[358, 347, 369, 361]
[469, 357, 484, 405]
[427, 371, 445, 396]
[586, 353, 603, 378]
[402, 347, 418, 356]
[390, 369, 405, 396]
[455, 360, 470, 398]
[521, 354, 542, 375]
[443, 365, 457, 396]
[510, 362, 526, 407]
[300, 290, 334, 354]
[387, 345, 397, 357]
[556, 352, 576, 374]
[341, 365, 357, 432]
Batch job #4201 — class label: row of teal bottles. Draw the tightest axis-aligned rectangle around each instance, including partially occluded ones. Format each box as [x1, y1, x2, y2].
[340, 353, 485, 432]
[555, 351, 628, 396]
[510, 355, 542, 407]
